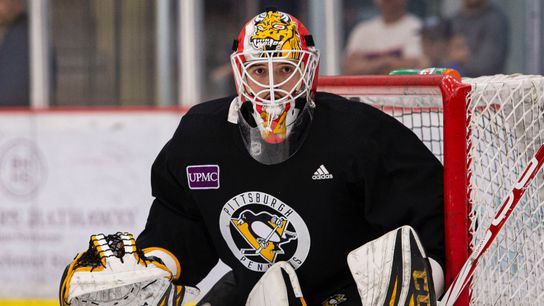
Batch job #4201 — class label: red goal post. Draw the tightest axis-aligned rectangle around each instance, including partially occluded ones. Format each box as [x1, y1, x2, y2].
[317, 74, 544, 306]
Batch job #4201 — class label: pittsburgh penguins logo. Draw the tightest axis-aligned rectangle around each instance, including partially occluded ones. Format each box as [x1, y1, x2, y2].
[219, 191, 310, 272]
[232, 210, 297, 263]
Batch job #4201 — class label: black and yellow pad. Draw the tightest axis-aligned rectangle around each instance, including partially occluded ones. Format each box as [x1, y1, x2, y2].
[347, 226, 436, 306]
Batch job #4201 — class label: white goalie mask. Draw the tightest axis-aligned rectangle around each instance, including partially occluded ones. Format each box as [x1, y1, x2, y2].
[231, 9, 320, 165]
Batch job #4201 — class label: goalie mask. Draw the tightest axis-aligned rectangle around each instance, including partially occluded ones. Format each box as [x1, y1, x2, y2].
[231, 9, 320, 165]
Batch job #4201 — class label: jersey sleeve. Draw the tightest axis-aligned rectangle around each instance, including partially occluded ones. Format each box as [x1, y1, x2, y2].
[137, 128, 219, 287]
[362, 113, 445, 267]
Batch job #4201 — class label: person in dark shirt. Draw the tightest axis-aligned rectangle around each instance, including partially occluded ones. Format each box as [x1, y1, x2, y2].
[420, 16, 466, 76]
[0, 0, 29, 106]
[450, 0, 509, 77]
[61, 9, 445, 306]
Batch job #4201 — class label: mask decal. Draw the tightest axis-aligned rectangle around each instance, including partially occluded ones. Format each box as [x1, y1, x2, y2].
[250, 11, 301, 59]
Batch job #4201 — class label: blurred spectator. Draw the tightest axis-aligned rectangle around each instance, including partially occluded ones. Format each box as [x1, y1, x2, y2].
[343, 0, 423, 75]
[450, 0, 509, 77]
[419, 16, 466, 75]
[446, 33, 470, 76]
[0, 0, 29, 106]
[420, 17, 452, 68]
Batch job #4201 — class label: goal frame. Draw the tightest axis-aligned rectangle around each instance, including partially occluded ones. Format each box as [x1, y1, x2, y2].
[318, 75, 472, 305]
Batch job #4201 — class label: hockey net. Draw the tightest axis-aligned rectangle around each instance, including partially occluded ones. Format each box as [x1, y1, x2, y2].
[318, 74, 544, 306]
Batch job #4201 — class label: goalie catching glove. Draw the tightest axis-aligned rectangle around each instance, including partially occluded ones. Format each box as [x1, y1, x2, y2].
[59, 232, 198, 306]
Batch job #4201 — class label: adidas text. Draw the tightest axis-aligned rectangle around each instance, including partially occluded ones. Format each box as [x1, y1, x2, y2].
[312, 173, 333, 180]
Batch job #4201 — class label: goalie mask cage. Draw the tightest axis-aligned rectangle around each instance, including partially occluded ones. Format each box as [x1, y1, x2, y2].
[317, 74, 544, 306]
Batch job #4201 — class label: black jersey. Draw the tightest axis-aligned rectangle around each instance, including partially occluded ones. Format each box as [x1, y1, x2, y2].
[137, 92, 445, 305]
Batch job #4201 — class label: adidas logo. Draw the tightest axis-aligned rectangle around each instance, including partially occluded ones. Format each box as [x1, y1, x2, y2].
[312, 165, 333, 180]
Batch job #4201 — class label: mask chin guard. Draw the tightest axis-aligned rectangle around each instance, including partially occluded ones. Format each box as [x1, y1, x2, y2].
[238, 97, 315, 165]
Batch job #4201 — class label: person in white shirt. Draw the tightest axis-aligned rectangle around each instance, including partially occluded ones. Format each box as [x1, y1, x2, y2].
[343, 0, 423, 75]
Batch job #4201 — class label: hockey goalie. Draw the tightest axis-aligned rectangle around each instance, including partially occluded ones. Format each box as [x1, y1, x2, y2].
[61, 8, 446, 306]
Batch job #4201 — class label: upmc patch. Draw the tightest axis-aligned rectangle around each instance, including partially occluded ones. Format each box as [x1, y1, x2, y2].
[186, 165, 220, 190]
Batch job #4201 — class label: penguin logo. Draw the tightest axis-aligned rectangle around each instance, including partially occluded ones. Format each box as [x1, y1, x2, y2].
[219, 191, 310, 272]
[232, 210, 297, 263]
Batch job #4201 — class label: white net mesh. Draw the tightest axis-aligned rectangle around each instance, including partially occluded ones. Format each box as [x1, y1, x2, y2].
[463, 75, 544, 305]
[330, 86, 445, 161]
[318, 74, 544, 305]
